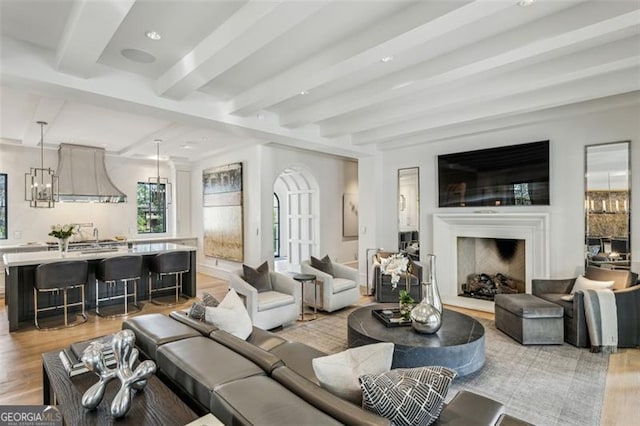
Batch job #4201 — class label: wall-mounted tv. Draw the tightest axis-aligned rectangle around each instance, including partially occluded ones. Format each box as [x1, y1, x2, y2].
[438, 141, 549, 207]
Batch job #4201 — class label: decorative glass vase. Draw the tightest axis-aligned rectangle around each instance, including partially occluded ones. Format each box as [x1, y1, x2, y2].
[58, 238, 69, 253]
[410, 254, 443, 334]
[424, 253, 442, 315]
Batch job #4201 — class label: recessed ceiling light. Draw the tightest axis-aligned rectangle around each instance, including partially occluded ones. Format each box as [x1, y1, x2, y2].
[381, 55, 394, 63]
[517, 0, 535, 6]
[145, 30, 161, 41]
[299, 90, 309, 96]
[121, 48, 156, 63]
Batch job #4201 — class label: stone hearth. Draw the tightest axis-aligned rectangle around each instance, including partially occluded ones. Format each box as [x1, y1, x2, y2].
[433, 213, 550, 312]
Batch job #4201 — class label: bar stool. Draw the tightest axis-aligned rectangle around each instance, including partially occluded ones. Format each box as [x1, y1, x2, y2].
[34, 260, 88, 330]
[148, 251, 190, 306]
[95, 255, 143, 317]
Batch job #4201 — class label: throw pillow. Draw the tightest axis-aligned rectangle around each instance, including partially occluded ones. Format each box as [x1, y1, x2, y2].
[188, 292, 220, 320]
[360, 366, 457, 426]
[312, 342, 394, 405]
[571, 275, 615, 294]
[204, 289, 253, 340]
[310, 255, 334, 277]
[243, 261, 272, 292]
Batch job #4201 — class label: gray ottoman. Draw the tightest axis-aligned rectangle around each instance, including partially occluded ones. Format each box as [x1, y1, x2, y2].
[494, 294, 564, 345]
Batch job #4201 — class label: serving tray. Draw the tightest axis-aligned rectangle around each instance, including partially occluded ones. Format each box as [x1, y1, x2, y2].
[372, 308, 412, 327]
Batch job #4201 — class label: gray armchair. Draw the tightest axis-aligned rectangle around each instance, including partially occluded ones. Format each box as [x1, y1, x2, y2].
[372, 252, 423, 303]
[532, 266, 639, 348]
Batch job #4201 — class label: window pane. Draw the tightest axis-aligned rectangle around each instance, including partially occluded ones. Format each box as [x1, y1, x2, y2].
[137, 182, 166, 233]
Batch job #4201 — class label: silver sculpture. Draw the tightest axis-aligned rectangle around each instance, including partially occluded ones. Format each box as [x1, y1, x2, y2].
[81, 329, 156, 418]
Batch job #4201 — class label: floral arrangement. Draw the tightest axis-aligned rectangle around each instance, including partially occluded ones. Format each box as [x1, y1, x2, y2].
[380, 253, 409, 289]
[48, 224, 76, 240]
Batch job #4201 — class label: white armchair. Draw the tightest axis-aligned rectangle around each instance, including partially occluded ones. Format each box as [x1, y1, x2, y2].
[229, 269, 300, 330]
[300, 260, 360, 312]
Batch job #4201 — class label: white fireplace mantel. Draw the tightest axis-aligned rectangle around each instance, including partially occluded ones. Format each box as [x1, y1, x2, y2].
[433, 212, 550, 312]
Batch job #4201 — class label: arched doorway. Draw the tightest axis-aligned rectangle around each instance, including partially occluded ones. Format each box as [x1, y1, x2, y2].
[273, 166, 319, 272]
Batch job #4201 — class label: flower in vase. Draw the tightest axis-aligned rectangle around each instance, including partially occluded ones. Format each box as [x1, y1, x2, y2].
[48, 224, 76, 240]
[380, 253, 409, 289]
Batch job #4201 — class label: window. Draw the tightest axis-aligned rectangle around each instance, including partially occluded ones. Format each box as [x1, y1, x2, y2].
[273, 193, 280, 257]
[0, 174, 6, 239]
[137, 182, 167, 233]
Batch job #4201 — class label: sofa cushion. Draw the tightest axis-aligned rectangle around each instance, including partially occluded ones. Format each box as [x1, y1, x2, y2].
[360, 366, 456, 426]
[122, 313, 201, 360]
[211, 375, 342, 426]
[169, 310, 219, 336]
[258, 290, 295, 312]
[585, 266, 633, 290]
[536, 293, 575, 318]
[310, 255, 335, 277]
[434, 390, 505, 426]
[246, 327, 287, 351]
[270, 341, 327, 384]
[205, 289, 253, 340]
[242, 261, 272, 292]
[209, 329, 284, 373]
[312, 342, 394, 405]
[571, 275, 614, 296]
[157, 336, 265, 409]
[332, 277, 357, 294]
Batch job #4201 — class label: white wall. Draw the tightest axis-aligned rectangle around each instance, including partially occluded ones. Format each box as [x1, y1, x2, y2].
[192, 144, 359, 278]
[0, 144, 186, 245]
[371, 104, 640, 278]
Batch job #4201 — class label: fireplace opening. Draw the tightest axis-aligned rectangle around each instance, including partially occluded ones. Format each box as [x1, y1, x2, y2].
[457, 237, 526, 301]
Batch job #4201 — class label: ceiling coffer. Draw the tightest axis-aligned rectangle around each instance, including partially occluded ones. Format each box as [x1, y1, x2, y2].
[56, 144, 127, 203]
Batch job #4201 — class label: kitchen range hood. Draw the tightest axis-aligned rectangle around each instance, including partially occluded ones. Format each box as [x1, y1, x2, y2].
[56, 144, 127, 203]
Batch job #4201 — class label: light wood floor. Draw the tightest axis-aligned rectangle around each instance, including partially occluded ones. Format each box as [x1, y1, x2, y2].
[0, 273, 636, 425]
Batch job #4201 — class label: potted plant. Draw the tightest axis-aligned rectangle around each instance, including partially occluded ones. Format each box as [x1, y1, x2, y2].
[48, 224, 76, 253]
[398, 289, 414, 320]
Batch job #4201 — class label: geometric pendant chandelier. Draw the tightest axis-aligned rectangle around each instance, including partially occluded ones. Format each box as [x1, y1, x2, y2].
[25, 121, 58, 208]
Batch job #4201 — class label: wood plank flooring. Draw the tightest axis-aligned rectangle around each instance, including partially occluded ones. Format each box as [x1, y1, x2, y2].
[0, 273, 636, 426]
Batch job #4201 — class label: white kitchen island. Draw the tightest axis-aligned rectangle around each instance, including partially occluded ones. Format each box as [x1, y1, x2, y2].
[2, 243, 197, 332]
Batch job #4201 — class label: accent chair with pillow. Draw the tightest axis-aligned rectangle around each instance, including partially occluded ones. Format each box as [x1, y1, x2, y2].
[229, 261, 300, 330]
[300, 255, 360, 312]
[532, 266, 639, 348]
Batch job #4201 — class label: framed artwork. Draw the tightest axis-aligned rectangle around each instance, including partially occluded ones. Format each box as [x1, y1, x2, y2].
[203, 163, 243, 262]
[343, 193, 358, 238]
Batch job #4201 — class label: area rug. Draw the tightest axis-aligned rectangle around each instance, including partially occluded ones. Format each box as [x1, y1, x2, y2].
[273, 307, 609, 426]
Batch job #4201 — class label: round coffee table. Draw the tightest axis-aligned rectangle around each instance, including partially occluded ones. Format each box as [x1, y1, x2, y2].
[347, 304, 485, 376]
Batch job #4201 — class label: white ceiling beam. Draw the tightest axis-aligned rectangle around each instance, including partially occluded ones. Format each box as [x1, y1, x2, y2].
[118, 123, 194, 157]
[375, 92, 640, 151]
[280, 7, 640, 129]
[352, 68, 640, 145]
[155, 0, 328, 100]
[21, 97, 66, 146]
[55, 0, 135, 78]
[225, 0, 513, 117]
[320, 37, 640, 137]
[1, 36, 371, 159]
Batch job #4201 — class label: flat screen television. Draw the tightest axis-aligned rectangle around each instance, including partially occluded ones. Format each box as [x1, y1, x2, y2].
[438, 141, 549, 207]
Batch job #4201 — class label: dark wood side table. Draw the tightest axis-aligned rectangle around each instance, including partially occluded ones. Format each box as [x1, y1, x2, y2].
[293, 273, 318, 321]
[42, 350, 198, 425]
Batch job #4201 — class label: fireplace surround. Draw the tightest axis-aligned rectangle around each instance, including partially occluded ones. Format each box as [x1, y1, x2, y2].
[433, 213, 550, 312]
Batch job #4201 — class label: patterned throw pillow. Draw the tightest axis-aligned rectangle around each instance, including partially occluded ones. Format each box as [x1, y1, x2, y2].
[188, 292, 220, 321]
[359, 366, 457, 426]
[310, 255, 334, 277]
[243, 261, 272, 292]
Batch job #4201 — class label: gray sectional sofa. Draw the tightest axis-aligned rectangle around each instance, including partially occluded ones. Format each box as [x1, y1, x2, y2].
[123, 312, 529, 425]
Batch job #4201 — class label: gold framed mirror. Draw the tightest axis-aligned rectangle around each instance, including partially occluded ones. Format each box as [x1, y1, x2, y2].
[584, 141, 631, 269]
[398, 167, 419, 261]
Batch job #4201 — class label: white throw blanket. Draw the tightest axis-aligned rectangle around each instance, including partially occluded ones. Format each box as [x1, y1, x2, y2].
[582, 289, 618, 353]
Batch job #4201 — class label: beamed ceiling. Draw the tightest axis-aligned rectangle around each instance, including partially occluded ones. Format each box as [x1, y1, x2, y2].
[1, 0, 639, 162]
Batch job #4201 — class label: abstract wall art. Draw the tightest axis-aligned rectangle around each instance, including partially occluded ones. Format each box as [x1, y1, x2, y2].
[343, 193, 358, 238]
[203, 163, 243, 262]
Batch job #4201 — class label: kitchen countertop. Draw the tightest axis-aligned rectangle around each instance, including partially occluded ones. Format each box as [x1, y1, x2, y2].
[0, 236, 197, 252]
[3, 243, 195, 267]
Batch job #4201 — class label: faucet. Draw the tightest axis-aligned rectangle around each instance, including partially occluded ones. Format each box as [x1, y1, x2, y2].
[93, 228, 99, 246]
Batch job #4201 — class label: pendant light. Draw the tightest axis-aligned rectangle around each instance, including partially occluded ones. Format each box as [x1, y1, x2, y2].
[25, 121, 58, 208]
[148, 139, 172, 206]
